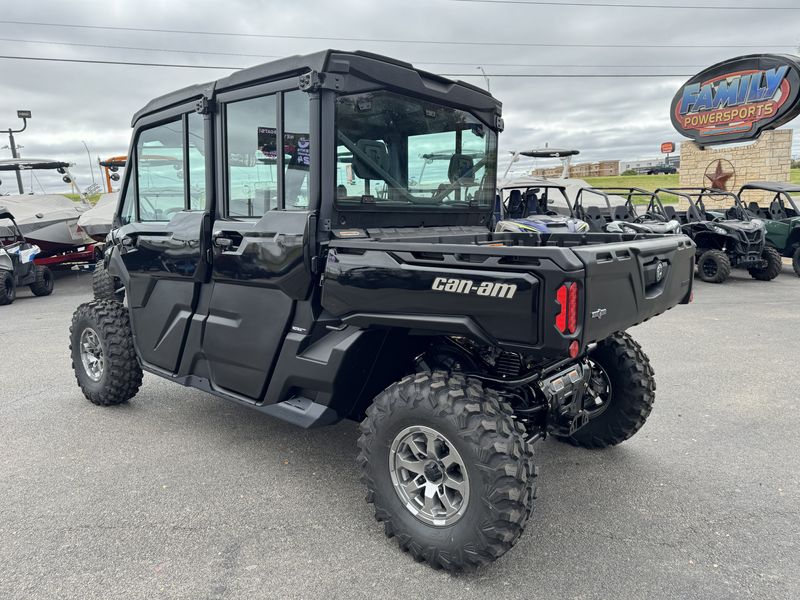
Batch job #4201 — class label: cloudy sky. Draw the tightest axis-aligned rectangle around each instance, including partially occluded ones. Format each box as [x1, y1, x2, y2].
[0, 0, 798, 192]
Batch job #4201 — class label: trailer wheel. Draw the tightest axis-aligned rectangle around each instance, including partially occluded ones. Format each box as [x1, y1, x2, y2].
[792, 245, 800, 277]
[69, 300, 142, 406]
[696, 249, 730, 283]
[29, 265, 54, 296]
[559, 332, 655, 449]
[92, 262, 124, 302]
[358, 371, 536, 571]
[0, 270, 16, 305]
[748, 246, 783, 281]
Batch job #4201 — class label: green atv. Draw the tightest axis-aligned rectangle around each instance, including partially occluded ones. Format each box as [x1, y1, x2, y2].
[739, 182, 800, 277]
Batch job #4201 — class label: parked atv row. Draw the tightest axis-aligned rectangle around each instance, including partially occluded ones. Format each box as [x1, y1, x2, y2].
[495, 181, 795, 284]
[0, 207, 55, 305]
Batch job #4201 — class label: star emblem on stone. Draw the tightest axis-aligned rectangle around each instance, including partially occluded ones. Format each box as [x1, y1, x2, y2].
[704, 160, 735, 191]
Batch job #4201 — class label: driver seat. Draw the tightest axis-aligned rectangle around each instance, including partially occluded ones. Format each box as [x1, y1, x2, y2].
[507, 190, 526, 219]
[584, 206, 606, 231]
[769, 199, 787, 220]
[613, 206, 634, 222]
[686, 204, 703, 222]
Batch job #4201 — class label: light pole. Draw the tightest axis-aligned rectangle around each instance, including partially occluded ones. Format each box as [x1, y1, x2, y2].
[81, 140, 96, 185]
[5, 110, 31, 194]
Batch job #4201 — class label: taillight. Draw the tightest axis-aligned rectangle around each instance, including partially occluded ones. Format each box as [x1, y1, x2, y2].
[555, 282, 579, 334]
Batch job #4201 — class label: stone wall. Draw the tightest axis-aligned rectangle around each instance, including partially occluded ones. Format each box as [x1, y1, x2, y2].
[678, 129, 793, 208]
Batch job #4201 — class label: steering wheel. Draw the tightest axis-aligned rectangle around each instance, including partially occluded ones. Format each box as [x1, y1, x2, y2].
[545, 210, 558, 216]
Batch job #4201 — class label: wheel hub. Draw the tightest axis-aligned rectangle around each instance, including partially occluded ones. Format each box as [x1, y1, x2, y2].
[389, 425, 469, 527]
[79, 327, 104, 382]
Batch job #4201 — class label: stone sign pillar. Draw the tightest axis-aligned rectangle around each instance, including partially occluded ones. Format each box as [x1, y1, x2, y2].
[678, 129, 793, 207]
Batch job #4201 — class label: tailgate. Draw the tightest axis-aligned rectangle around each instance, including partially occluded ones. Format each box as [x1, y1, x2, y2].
[571, 235, 694, 344]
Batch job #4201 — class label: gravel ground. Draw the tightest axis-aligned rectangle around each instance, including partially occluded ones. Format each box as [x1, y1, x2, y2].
[1, 266, 798, 600]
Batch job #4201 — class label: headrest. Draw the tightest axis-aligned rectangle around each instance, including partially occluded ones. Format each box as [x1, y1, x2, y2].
[448, 154, 475, 185]
[613, 206, 632, 222]
[352, 139, 389, 180]
[508, 189, 522, 206]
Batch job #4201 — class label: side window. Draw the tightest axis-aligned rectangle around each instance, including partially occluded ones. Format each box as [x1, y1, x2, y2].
[187, 113, 207, 211]
[226, 94, 278, 218]
[137, 120, 186, 221]
[283, 90, 311, 210]
[119, 175, 136, 225]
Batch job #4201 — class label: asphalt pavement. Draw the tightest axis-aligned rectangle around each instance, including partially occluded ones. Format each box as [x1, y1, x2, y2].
[1, 266, 798, 599]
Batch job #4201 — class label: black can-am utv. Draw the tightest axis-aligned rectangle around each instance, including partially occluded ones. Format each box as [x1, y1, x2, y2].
[738, 181, 800, 277]
[573, 187, 682, 234]
[655, 187, 780, 283]
[69, 50, 695, 571]
[0, 207, 54, 305]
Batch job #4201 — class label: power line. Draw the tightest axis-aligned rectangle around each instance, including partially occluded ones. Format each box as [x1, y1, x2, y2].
[446, 0, 800, 9]
[0, 36, 711, 69]
[0, 53, 696, 77]
[0, 36, 280, 60]
[0, 54, 236, 69]
[0, 19, 794, 49]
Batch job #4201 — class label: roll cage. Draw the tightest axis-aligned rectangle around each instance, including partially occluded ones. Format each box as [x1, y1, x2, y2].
[654, 188, 749, 223]
[738, 182, 800, 220]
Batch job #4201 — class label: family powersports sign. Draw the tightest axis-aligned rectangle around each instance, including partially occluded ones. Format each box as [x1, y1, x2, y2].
[671, 54, 800, 145]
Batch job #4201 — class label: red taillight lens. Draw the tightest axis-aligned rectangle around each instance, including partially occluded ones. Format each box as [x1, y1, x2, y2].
[567, 283, 578, 334]
[555, 282, 579, 334]
[555, 284, 568, 333]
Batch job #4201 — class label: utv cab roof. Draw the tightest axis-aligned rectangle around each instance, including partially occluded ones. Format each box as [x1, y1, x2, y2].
[0, 158, 72, 171]
[132, 50, 502, 127]
[0, 206, 13, 220]
[739, 181, 800, 194]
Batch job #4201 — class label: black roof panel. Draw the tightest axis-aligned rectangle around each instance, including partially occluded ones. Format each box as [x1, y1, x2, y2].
[132, 49, 500, 126]
[739, 181, 800, 194]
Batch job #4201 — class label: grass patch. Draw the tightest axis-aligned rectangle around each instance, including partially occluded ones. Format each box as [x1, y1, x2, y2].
[64, 193, 102, 205]
[583, 173, 680, 204]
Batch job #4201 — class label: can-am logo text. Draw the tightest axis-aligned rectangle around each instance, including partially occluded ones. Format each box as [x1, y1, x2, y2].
[431, 277, 517, 299]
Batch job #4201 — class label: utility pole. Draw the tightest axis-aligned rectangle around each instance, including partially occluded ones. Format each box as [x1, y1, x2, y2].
[5, 110, 31, 194]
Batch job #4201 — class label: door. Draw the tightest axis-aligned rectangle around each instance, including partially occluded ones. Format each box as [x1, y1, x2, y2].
[115, 108, 210, 373]
[202, 85, 316, 400]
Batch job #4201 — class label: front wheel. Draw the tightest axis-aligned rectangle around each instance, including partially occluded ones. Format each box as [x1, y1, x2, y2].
[792, 245, 800, 277]
[69, 300, 142, 406]
[559, 332, 655, 449]
[696, 249, 731, 283]
[92, 262, 124, 302]
[748, 246, 782, 281]
[358, 371, 536, 571]
[0, 270, 16, 305]
[29, 265, 54, 296]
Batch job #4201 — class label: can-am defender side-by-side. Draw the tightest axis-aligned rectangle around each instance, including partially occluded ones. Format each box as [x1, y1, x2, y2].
[0, 207, 54, 305]
[738, 181, 800, 277]
[573, 187, 682, 235]
[69, 51, 695, 571]
[494, 181, 589, 233]
[656, 187, 780, 283]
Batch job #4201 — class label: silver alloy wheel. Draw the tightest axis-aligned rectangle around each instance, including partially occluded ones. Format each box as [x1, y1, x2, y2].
[79, 327, 104, 382]
[389, 425, 469, 527]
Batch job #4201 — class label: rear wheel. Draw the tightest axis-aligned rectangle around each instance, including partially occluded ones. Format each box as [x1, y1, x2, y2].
[29, 265, 54, 296]
[69, 300, 142, 406]
[92, 262, 124, 302]
[358, 371, 536, 571]
[0, 270, 16, 305]
[748, 246, 783, 281]
[696, 249, 731, 283]
[559, 332, 655, 449]
[792, 245, 800, 277]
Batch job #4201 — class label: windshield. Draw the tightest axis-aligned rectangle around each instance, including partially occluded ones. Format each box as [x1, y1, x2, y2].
[335, 90, 497, 210]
